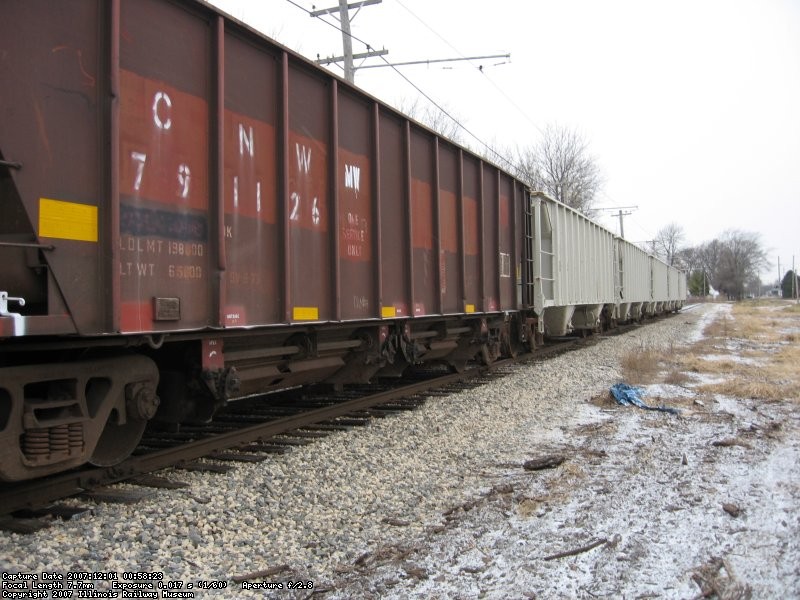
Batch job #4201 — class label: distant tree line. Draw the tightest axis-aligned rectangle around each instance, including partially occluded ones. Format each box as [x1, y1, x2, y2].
[782, 270, 799, 299]
[648, 224, 770, 300]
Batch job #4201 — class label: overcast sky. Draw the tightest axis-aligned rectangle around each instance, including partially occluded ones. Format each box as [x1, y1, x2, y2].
[209, 0, 800, 283]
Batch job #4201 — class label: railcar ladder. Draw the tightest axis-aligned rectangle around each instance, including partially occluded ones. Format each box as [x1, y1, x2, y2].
[523, 195, 536, 307]
[526, 193, 555, 317]
[614, 241, 624, 300]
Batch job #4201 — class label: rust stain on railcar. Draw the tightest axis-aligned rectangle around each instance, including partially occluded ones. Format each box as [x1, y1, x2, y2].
[337, 90, 374, 320]
[287, 130, 329, 321]
[1, 2, 106, 333]
[118, 69, 210, 333]
[409, 126, 436, 316]
[222, 109, 279, 327]
[438, 143, 461, 314]
[119, 71, 209, 211]
[462, 156, 481, 313]
[499, 177, 515, 309]
[377, 112, 409, 318]
[118, 0, 212, 333]
[287, 65, 330, 322]
[410, 178, 435, 316]
[222, 29, 280, 327]
[482, 167, 500, 312]
[338, 149, 373, 320]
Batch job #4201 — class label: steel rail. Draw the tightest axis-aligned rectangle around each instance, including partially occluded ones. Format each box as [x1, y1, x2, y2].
[0, 368, 473, 515]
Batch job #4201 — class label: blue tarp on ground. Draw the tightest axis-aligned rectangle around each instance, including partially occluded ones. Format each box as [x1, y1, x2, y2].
[610, 383, 680, 415]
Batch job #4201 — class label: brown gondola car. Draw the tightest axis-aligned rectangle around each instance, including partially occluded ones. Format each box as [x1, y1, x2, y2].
[0, 0, 530, 481]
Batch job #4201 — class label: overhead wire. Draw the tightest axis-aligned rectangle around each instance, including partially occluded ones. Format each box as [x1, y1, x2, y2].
[283, 0, 518, 171]
[394, 0, 544, 140]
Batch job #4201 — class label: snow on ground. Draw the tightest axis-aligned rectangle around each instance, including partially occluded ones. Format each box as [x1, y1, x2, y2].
[327, 303, 800, 599]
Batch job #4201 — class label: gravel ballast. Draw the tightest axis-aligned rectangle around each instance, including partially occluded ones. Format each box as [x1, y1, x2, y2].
[1, 303, 798, 598]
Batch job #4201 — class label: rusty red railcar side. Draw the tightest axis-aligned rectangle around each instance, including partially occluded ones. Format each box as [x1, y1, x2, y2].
[0, 0, 532, 481]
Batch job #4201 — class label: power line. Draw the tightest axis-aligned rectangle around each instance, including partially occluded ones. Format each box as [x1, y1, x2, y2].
[394, 0, 544, 139]
[284, 0, 518, 170]
[356, 53, 510, 70]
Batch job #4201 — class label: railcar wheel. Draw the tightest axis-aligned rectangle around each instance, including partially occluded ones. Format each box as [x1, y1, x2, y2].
[90, 380, 159, 466]
[480, 343, 500, 365]
[449, 359, 468, 373]
[89, 415, 147, 467]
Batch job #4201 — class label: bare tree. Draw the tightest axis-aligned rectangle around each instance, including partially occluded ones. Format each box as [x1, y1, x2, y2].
[651, 223, 686, 266]
[715, 230, 769, 299]
[676, 245, 700, 271]
[514, 124, 603, 215]
[687, 231, 769, 299]
[398, 97, 464, 143]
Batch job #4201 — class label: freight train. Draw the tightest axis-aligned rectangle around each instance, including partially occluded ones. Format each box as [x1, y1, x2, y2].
[0, 0, 685, 482]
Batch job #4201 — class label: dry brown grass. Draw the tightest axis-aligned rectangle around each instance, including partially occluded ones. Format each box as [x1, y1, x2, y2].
[702, 315, 733, 339]
[697, 379, 787, 401]
[618, 299, 800, 402]
[696, 301, 800, 401]
[620, 347, 668, 383]
[663, 369, 691, 386]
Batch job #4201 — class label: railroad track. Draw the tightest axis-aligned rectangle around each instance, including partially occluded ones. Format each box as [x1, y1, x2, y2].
[0, 365, 496, 519]
[0, 319, 655, 524]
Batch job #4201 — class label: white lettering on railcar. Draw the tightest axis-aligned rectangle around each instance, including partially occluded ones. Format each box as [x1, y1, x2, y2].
[499, 252, 511, 278]
[153, 91, 172, 130]
[342, 212, 367, 258]
[178, 163, 191, 198]
[120, 262, 156, 277]
[239, 123, 254, 157]
[131, 152, 147, 191]
[120, 236, 165, 254]
[312, 197, 320, 225]
[296, 144, 311, 174]
[290, 193, 320, 225]
[344, 164, 360, 193]
[232, 177, 262, 212]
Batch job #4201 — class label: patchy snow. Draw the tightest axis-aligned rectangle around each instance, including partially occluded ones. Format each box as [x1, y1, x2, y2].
[642, 382, 697, 400]
[688, 301, 731, 342]
[326, 303, 800, 598]
[700, 353, 765, 366]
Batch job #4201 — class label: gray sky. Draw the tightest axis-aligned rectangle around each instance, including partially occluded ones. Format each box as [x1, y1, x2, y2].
[210, 0, 800, 283]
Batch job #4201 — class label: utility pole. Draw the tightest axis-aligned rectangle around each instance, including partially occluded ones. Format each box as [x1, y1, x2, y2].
[311, 1, 509, 85]
[594, 205, 637, 239]
[338, 0, 355, 82]
[616, 210, 628, 239]
[311, 0, 385, 83]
